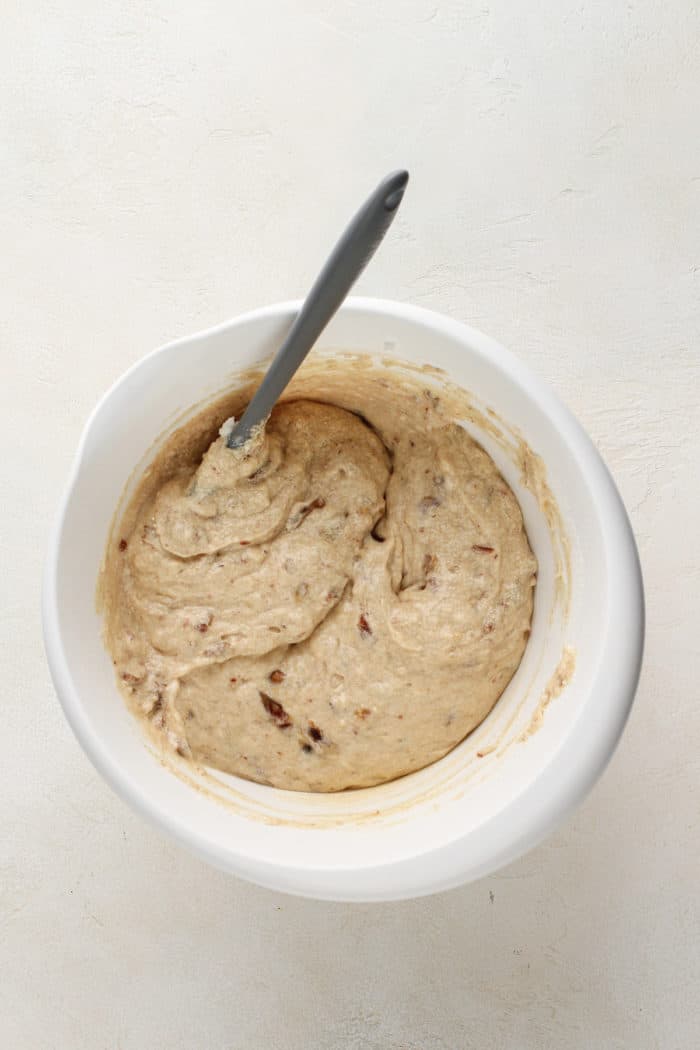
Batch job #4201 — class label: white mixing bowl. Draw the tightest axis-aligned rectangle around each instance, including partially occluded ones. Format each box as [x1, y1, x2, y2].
[43, 298, 644, 901]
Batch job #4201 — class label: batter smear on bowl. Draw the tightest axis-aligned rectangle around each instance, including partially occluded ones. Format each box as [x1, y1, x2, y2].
[101, 373, 537, 791]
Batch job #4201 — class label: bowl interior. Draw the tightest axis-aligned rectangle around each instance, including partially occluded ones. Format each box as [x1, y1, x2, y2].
[45, 300, 641, 899]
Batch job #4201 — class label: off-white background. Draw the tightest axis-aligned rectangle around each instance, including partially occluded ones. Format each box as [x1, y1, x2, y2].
[2, 2, 698, 1047]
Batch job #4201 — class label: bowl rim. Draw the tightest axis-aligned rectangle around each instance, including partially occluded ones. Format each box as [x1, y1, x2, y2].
[42, 296, 645, 901]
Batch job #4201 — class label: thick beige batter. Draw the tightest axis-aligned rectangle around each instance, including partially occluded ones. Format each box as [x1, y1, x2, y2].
[101, 366, 537, 791]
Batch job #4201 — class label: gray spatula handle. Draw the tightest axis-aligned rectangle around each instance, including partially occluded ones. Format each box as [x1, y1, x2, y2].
[227, 169, 409, 449]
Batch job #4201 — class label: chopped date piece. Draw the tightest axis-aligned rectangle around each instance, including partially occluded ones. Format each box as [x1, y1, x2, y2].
[118, 538, 128, 552]
[358, 614, 372, 636]
[288, 497, 327, 530]
[259, 692, 292, 728]
[308, 721, 323, 742]
[195, 622, 209, 633]
[422, 553, 438, 575]
[472, 545, 495, 554]
[248, 459, 271, 481]
[269, 669, 285, 684]
[301, 743, 313, 753]
[355, 707, 371, 720]
[120, 671, 141, 684]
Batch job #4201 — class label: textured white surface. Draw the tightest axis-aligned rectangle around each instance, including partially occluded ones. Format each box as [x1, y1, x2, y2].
[2, 1, 698, 1046]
